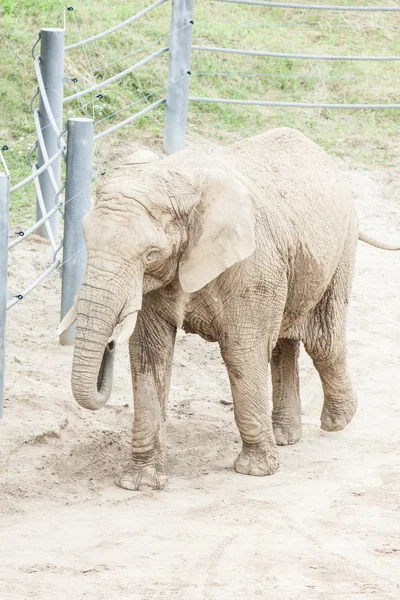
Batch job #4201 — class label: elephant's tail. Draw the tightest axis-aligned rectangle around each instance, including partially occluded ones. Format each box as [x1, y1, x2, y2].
[358, 231, 400, 251]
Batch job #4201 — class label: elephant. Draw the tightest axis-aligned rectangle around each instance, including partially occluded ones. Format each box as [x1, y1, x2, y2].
[58, 127, 399, 491]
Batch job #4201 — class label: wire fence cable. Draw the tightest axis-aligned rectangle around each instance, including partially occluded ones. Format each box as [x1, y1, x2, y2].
[189, 96, 400, 109]
[8, 200, 63, 249]
[192, 71, 400, 80]
[6, 260, 61, 310]
[192, 45, 400, 61]
[34, 56, 66, 146]
[91, 24, 189, 75]
[196, 20, 400, 29]
[33, 109, 59, 194]
[213, 0, 400, 10]
[6, 0, 400, 314]
[65, 0, 169, 51]
[10, 147, 64, 194]
[33, 173, 58, 252]
[94, 98, 166, 140]
[63, 47, 169, 103]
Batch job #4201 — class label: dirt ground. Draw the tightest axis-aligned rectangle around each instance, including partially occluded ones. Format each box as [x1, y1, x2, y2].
[1, 167, 400, 600]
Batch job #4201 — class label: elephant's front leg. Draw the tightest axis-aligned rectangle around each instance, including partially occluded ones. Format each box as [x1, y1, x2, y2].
[116, 300, 176, 491]
[221, 344, 280, 477]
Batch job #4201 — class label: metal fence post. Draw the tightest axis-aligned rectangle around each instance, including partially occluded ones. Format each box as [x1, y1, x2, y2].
[36, 28, 65, 240]
[163, 0, 194, 155]
[60, 118, 94, 346]
[0, 173, 10, 419]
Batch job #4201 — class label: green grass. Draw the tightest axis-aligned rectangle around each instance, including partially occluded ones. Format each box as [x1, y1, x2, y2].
[1, 0, 400, 225]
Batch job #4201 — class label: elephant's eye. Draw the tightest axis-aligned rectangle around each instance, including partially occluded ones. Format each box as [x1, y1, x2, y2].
[144, 248, 160, 264]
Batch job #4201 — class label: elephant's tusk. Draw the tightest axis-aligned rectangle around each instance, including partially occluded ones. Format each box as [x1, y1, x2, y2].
[57, 304, 78, 336]
[108, 312, 138, 345]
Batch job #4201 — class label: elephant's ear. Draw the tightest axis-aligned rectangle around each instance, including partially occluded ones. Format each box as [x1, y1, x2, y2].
[178, 173, 257, 293]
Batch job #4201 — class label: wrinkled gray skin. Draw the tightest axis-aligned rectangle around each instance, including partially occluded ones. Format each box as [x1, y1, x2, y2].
[59, 129, 395, 491]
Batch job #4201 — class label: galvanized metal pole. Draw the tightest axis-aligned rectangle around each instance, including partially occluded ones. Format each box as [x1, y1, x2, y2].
[0, 173, 10, 419]
[36, 28, 65, 240]
[163, 0, 194, 155]
[60, 118, 94, 346]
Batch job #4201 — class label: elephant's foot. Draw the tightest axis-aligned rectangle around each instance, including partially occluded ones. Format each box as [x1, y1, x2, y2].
[234, 442, 280, 477]
[272, 410, 302, 446]
[320, 394, 357, 432]
[115, 460, 167, 491]
[273, 419, 302, 446]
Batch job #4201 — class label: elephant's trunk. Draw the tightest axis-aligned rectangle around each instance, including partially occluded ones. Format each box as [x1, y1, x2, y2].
[71, 279, 124, 410]
[72, 339, 116, 411]
[69, 260, 143, 411]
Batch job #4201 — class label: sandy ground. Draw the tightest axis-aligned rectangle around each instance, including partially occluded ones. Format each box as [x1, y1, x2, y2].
[1, 167, 400, 600]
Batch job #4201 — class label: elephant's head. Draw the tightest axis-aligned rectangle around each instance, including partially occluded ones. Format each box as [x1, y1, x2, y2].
[59, 153, 257, 411]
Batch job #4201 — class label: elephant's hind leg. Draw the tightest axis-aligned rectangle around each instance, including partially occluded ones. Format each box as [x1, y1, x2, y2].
[303, 244, 357, 432]
[311, 346, 357, 432]
[221, 343, 280, 477]
[271, 339, 302, 445]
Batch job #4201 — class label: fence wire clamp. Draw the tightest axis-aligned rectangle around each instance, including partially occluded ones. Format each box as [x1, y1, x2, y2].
[57, 129, 68, 156]
[31, 33, 41, 59]
[55, 182, 66, 201]
[28, 141, 39, 167]
[55, 183, 66, 216]
[30, 88, 40, 114]
[53, 240, 64, 273]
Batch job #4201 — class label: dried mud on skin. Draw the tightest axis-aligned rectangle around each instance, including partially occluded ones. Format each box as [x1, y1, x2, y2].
[0, 168, 399, 600]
